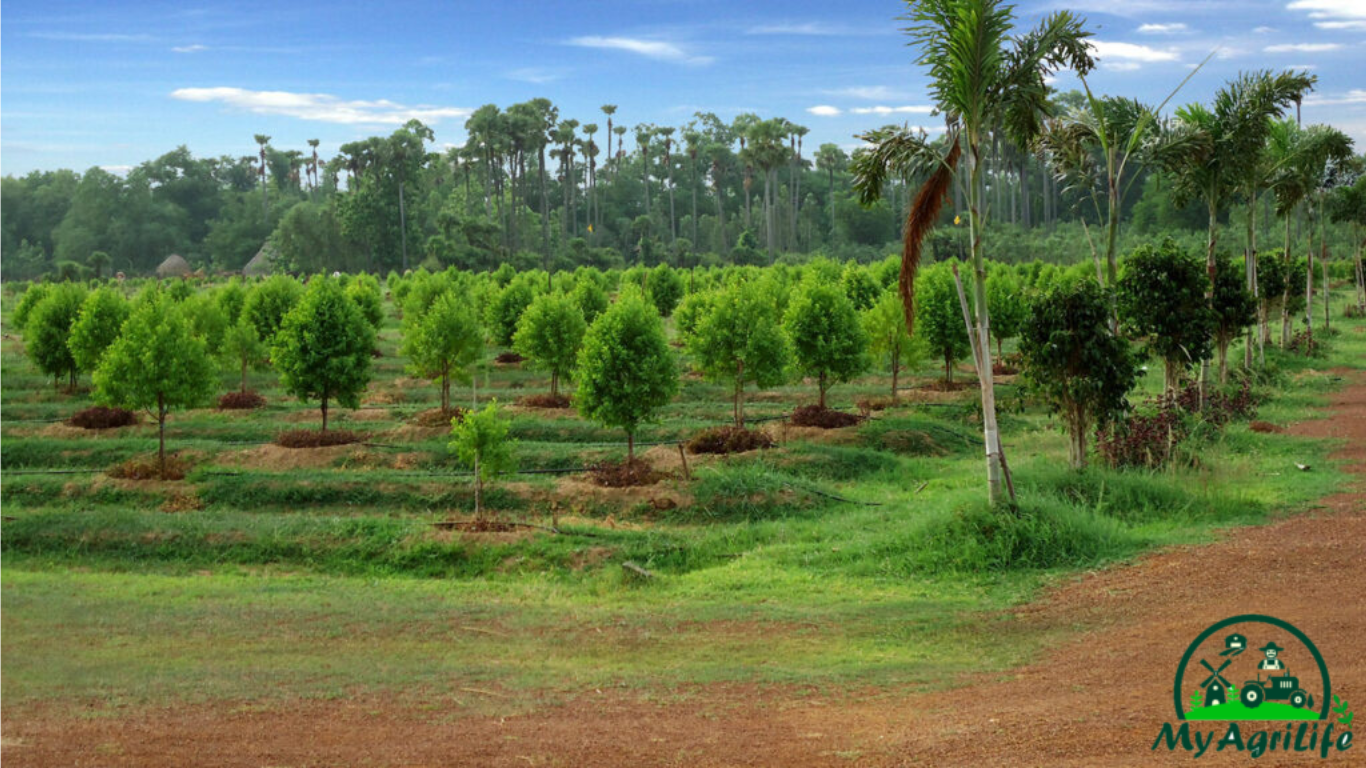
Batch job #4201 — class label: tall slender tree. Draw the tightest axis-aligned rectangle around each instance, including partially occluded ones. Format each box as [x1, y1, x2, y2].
[852, 0, 1094, 505]
[254, 134, 271, 219]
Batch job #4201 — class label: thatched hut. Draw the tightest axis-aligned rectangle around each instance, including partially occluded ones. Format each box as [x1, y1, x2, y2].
[242, 244, 276, 277]
[155, 254, 192, 279]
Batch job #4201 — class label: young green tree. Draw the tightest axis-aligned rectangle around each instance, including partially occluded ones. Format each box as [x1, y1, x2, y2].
[181, 293, 229, 357]
[575, 290, 679, 460]
[916, 263, 972, 384]
[841, 262, 882, 311]
[985, 266, 1027, 361]
[1116, 239, 1215, 394]
[687, 281, 791, 427]
[570, 276, 609, 324]
[24, 283, 87, 388]
[647, 263, 684, 317]
[243, 274, 303, 344]
[513, 292, 587, 399]
[783, 278, 869, 409]
[67, 286, 130, 375]
[272, 277, 376, 431]
[1211, 251, 1257, 384]
[1019, 279, 1139, 469]
[448, 400, 516, 519]
[215, 279, 248, 324]
[93, 293, 216, 476]
[12, 283, 53, 331]
[345, 273, 386, 330]
[485, 275, 538, 347]
[222, 314, 268, 394]
[863, 289, 925, 401]
[402, 291, 483, 412]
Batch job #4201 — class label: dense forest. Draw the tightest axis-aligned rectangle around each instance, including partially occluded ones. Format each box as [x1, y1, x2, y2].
[2, 91, 1363, 282]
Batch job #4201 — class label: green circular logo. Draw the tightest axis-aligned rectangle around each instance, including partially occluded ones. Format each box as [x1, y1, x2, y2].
[1174, 615, 1331, 722]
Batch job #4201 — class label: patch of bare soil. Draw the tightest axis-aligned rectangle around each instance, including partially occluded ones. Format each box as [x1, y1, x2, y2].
[917, 378, 977, 392]
[1249, 420, 1284, 433]
[107, 455, 190, 482]
[408, 407, 465, 428]
[222, 443, 365, 471]
[588, 457, 665, 487]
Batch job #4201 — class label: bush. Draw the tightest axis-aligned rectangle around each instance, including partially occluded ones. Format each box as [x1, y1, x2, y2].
[218, 391, 266, 410]
[274, 429, 363, 448]
[68, 406, 137, 429]
[1096, 407, 1188, 469]
[686, 426, 776, 455]
[790, 405, 861, 429]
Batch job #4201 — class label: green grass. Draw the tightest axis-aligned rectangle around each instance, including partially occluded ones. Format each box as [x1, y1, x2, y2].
[1187, 700, 1319, 721]
[3, 285, 1364, 717]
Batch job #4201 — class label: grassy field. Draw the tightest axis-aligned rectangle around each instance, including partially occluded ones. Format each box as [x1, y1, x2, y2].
[3, 282, 1363, 719]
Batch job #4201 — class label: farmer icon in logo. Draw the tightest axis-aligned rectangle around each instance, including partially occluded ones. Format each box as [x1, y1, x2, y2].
[1175, 615, 1331, 722]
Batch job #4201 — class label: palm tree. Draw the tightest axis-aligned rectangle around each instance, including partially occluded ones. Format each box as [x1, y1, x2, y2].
[685, 129, 702, 248]
[1266, 121, 1353, 345]
[601, 105, 617, 178]
[660, 126, 677, 242]
[582, 123, 599, 242]
[790, 124, 809, 250]
[306, 139, 320, 199]
[612, 125, 627, 178]
[1154, 70, 1315, 388]
[815, 144, 848, 239]
[635, 124, 654, 215]
[254, 134, 271, 219]
[852, 0, 1094, 504]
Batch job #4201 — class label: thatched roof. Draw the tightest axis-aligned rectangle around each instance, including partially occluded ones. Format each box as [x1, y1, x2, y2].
[242, 243, 276, 277]
[156, 254, 192, 278]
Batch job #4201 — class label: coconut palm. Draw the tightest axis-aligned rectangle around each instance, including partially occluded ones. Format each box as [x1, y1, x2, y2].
[253, 134, 271, 218]
[815, 144, 848, 237]
[660, 126, 678, 243]
[601, 104, 617, 177]
[851, 0, 1094, 504]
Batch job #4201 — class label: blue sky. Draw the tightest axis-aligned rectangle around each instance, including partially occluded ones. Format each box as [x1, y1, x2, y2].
[4, 0, 1365, 176]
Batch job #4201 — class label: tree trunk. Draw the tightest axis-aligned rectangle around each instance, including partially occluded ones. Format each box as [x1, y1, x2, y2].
[1199, 200, 1217, 409]
[764, 169, 775, 260]
[1104, 171, 1120, 332]
[441, 368, 451, 413]
[241, 356, 249, 394]
[321, 396, 329, 432]
[891, 347, 900, 402]
[158, 396, 167, 478]
[1217, 336, 1229, 385]
[551, 370, 559, 399]
[1281, 214, 1293, 347]
[473, 453, 482, 519]
[627, 431, 635, 462]
[735, 360, 745, 428]
[968, 141, 1006, 505]
[399, 178, 408, 272]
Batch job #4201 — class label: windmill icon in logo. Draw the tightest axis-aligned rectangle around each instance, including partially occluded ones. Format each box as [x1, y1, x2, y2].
[1198, 658, 1233, 707]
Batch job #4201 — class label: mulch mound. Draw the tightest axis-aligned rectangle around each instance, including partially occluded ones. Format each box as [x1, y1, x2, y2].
[991, 362, 1019, 376]
[789, 405, 861, 429]
[855, 396, 898, 413]
[412, 407, 467, 428]
[68, 406, 137, 429]
[274, 429, 363, 448]
[686, 426, 775, 455]
[371, 348, 384, 359]
[919, 379, 976, 392]
[1250, 420, 1285, 434]
[108, 455, 189, 482]
[517, 393, 571, 409]
[494, 351, 525, 364]
[588, 458, 665, 487]
[217, 391, 266, 410]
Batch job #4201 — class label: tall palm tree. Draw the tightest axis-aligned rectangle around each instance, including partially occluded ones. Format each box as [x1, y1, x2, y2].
[660, 126, 677, 242]
[612, 125, 627, 178]
[815, 144, 848, 239]
[601, 105, 617, 178]
[1154, 70, 1315, 389]
[254, 134, 271, 219]
[685, 129, 702, 248]
[790, 124, 809, 250]
[852, 0, 1094, 504]
[582, 123, 599, 242]
[307, 139, 320, 199]
[635, 124, 654, 215]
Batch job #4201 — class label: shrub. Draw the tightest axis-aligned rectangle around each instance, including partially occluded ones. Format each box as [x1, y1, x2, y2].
[1096, 407, 1188, 469]
[272, 277, 375, 431]
[1116, 239, 1214, 392]
[916, 262, 972, 384]
[686, 281, 791, 427]
[67, 286, 130, 374]
[448, 400, 516, 518]
[243, 274, 303, 344]
[513, 292, 587, 399]
[402, 290, 482, 412]
[24, 283, 87, 388]
[784, 277, 869, 408]
[68, 406, 137, 429]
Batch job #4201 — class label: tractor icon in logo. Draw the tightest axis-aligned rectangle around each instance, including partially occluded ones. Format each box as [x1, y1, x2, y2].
[1174, 615, 1331, 722]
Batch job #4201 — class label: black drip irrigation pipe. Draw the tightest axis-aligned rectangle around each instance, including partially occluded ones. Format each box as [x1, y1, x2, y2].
[781, 482, 883, 507]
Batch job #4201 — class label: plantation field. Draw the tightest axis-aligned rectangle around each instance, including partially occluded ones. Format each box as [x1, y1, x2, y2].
[2, 279, 1363, 765]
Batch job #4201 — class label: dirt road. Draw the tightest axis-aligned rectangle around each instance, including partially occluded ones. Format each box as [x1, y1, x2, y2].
[4, 373, 1363, 767]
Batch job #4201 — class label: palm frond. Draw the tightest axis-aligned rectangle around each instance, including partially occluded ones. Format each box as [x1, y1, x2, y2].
[900, 136, 962, 334]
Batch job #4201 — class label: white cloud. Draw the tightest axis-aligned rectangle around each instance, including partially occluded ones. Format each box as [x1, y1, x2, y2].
[1137, 23, 1189, 34]
[1089, 40, 1181, 69]
[1287, 0, 1366, 21]
[1314, 20, 1366, 29]
[1253, 26, 1276, 33]
[825, 85, 898, 100]
[172, 44, 208, 53]
[745, 21, 880, 36]
[505, 67, 564, 84]
[807, 105, 842, 117]
[566, 36, 712, 65]
[1264, 42, 1342, 52]
[849, 105, 935, 115]
[170, 87, 471, 126]
[1304, 89, 1366, 106]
